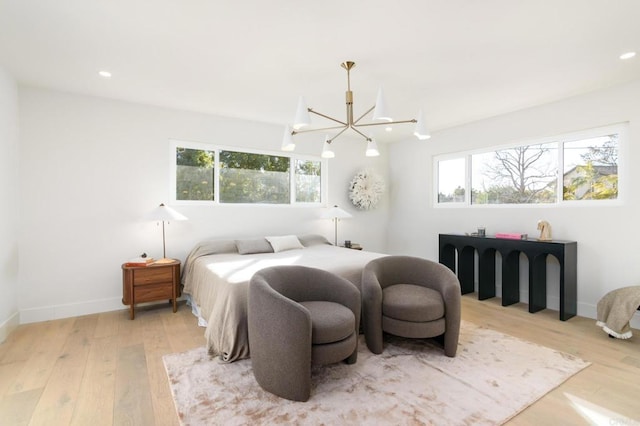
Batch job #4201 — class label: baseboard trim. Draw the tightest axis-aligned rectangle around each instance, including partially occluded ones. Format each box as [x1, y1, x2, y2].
[18, 296, 186, 324]
[0, 311, 20, 343]
[19, 297, 126, 324]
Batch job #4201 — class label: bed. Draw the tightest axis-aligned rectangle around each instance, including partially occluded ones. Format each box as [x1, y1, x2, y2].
[181, 234, 386, 362]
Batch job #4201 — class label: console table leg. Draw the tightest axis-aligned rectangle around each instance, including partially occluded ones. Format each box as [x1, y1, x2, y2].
[560, 246, 578, 320]
[478, 249, 496, 300]
[459, 247, 476, 294]
[529, 255, 547, 313]
[502, 251, 520, 306]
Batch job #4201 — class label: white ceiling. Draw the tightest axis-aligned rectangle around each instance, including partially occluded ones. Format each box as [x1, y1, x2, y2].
[1, 0, 639, 142]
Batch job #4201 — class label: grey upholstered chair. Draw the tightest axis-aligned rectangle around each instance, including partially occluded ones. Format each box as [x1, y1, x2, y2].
[248, 265, 360, 402]
[362, 255, 461, 357]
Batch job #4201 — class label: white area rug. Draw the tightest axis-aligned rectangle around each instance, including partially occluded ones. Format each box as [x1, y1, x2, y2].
[163, 321, 589, 425]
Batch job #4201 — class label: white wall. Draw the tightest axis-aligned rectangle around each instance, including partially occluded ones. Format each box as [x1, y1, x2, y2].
[0, 67, 20, 342]
[388, 79, 640, 328]
[18, 87, 389, 323]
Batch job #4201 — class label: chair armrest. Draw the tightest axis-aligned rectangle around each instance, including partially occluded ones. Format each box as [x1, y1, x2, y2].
[248, 276, 312, 399]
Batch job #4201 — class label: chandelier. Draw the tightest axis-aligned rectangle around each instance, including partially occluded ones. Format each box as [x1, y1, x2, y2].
[281, 61, 430, 158]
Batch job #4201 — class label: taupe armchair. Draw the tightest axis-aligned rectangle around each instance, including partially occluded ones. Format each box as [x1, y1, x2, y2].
[362, 255, 461, 357]
[248, 265, 360, 402]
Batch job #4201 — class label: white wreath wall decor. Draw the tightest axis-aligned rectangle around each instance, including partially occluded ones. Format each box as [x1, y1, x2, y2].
[349, 169, 385, 210]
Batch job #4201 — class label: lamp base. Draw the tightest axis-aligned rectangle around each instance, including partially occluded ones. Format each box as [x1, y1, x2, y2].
[154, 258, 176, 264]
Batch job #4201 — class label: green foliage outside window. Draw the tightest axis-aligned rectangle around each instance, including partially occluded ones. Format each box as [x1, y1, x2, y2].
[174, 143, 323, 204]
[219, 151, 290, 204]
[176, 147, 214, 200]
[563, 135, 618, 201]
[295, 159, 321, 203]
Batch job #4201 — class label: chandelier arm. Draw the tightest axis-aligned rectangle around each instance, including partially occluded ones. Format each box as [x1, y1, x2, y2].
[348, 125, 371, 141]
[292, 124, 347, 135]
[353, 118, 418, 128]
[328, 126, 351, 142]
[352, 105, 376, 125]
[308, 109, 347, 126]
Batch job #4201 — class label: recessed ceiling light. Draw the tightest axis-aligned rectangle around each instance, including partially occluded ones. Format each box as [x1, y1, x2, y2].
[98, 70, 112, 78]
[385, 126, 393, 132]
[619, 52, 636, 60]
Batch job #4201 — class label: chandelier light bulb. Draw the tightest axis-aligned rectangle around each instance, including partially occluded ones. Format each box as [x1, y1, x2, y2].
[366, 138, 380, 157]
[414, 109, 431, 140]
[293, 96, 311, 130]
[281, 125, 296, 151]
[372, 88, 392, 122]
[321, 136, 335, 158]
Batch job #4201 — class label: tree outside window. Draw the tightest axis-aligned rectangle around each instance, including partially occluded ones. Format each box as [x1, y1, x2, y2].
[219, 151, 290, 204]
[434, 124, 623, 207]
[176, 147, 214, 201]
[472, 143, 557, 204]
[295, 159, 322, 203]
[563, 135, 618, 200]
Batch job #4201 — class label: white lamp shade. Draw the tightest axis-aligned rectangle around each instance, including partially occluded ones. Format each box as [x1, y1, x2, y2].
[293, 96, 311, 130]
[321, 136, 335, 158]
[281, 125, 296, 151]
[366, 138, 380, 157]
[145, 203, 188, 221]
[372, 88, 392, 122]
[414, 109, 431, 140]
[320, 205, 352, 219]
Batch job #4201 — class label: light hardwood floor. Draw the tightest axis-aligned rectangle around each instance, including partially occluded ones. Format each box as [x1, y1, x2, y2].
[0, 296, 638, 425]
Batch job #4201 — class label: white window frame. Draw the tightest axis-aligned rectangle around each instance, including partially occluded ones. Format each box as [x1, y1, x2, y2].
[169, 139, 328, 206]
[433, 123, 627, 208]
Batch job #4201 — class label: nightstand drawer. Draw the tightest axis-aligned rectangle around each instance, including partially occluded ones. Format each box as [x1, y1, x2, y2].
[134, 282, 173, 301]
[133, 267, 173, 285]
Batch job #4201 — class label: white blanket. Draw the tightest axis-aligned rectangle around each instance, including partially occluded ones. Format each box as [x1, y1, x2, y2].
[183, 242, 385, 362]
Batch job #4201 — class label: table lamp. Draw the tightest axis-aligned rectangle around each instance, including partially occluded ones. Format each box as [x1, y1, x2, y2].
[146, 203, 188, 263]
[321, 205, 352, 246]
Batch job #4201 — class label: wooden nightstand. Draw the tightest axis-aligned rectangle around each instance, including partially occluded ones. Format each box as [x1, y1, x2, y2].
[121, 260, 181, 320]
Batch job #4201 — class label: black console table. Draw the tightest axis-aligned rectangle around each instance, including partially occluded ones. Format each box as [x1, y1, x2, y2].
[439, 234, 577, 321]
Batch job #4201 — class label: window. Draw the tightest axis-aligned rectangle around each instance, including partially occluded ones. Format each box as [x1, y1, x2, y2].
[471, 143, 557, 204]
[170, 140, 325, 205]
[295, 159, 322, 203]
[435, 124, 623, 206]
[437, 158, 466, 204]
[219, 151, 290, 204]
[562, 134, 618, 201]
[176, 147, 215, 201]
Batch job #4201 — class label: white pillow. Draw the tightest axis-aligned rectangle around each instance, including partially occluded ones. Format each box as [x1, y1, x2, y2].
[235, 238, 274, 255]
[265, 235, 304, 253]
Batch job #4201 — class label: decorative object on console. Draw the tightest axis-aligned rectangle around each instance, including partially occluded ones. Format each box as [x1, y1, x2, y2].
[145, 203, 188, 263]
[495, 232, 528, 240]
[537, 220, 552, 240]
[349, 169, 385, 210]
[281, 61, 430, 158]
[321, 205, 352, 246]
